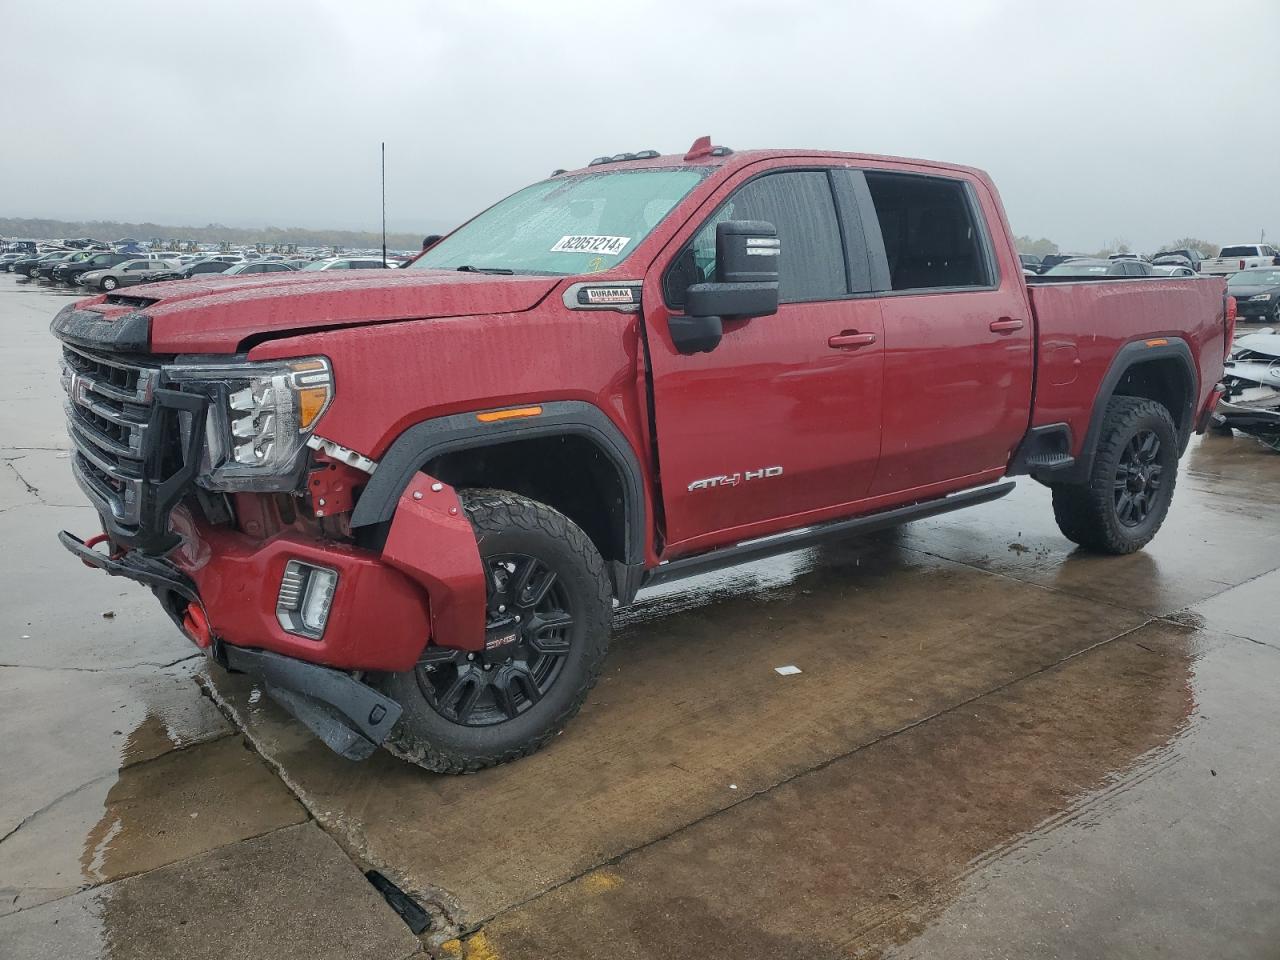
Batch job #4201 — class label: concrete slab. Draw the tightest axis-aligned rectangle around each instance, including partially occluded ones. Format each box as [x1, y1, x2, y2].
[0, 661, 231, 839]
[475, 623, 1280, 960]
[203, 538, 1149, 924]
[0, 823, 422, 960]
[0, 505, 188, 670]
[1, 448, 81, 508]
[0, 734, 307, 915]
[1184, 568, 1280, 648]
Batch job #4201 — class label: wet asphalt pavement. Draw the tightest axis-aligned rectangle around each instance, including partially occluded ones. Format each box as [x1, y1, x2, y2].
[0, 272, 1277, 959]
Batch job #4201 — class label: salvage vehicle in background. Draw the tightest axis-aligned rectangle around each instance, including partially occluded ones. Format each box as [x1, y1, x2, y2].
[145, 259, 236, 283]
[1202, 244, 1280, 275]
[52, 251, 136, 285]
[1153, 248, 1202, 272]
[77, 258, 178, 292]
[1152, 264, 1197, 277]
[1226, 267, 1280, 324]
[1019, 253, 1043, 273]
[301, 256, 389, 270]
[53, 139, 1230, 773]
[222, 260, 298, 276]
[1044, 257, 1154, 277]
[14, 251, 71, 278]
[1215, 332, 1280, 451]
[35, 251, 93, 280]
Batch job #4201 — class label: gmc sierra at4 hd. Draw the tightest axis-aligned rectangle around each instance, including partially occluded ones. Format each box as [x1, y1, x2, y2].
[53, 137, 1233, 772]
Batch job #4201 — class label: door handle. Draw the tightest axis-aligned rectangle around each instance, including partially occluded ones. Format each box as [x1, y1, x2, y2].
[990, 318, 1025, 333]
[828, 331, 878, 349]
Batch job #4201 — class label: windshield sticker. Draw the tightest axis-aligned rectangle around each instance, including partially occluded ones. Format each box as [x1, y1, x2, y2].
[550, 235, 631, 256]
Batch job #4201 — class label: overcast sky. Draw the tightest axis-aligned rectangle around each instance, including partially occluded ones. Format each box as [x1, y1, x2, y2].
[2, 0, 1277, 252]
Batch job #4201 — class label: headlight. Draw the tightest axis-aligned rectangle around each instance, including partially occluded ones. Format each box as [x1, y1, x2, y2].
[163, 356, 333, 491]
[1250, 293, 1272, 301]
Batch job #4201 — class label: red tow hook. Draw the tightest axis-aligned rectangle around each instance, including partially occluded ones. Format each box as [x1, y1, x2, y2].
[182, 602, 213, 649]
[81, 533, 122, 568]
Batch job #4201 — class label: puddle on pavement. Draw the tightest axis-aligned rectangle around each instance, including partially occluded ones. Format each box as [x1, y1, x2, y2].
[0, 661, 304, 918]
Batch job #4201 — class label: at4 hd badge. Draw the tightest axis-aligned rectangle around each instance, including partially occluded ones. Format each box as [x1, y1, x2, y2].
[688, 465, 783, 492]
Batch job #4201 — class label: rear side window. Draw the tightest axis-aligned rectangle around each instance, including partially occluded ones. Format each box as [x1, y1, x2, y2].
[863, 172, 991, 290]
[665, 170, 847, 306]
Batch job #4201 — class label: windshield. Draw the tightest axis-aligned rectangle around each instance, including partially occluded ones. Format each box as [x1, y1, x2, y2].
[412, 167, 710, 276]
[1219, 246, 1260, 258]
[1045, 261, 1110, 276]
[1230, 270, 1280, 288]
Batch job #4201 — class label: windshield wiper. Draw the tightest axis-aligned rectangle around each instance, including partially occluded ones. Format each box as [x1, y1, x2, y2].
[456, 265, 515, 275]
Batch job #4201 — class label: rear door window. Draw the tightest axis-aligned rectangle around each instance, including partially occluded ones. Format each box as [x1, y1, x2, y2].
[862, 172, 992, 290]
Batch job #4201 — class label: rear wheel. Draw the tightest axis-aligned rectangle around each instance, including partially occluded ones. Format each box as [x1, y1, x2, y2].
[1051, 397, 1178, 554]
[380, 489, 613, 773]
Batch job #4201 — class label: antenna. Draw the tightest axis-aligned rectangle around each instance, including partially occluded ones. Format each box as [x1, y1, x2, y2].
[381, 142, 387, 268]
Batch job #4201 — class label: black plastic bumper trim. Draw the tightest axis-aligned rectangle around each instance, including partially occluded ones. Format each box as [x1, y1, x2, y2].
[220, 645, 403, 761]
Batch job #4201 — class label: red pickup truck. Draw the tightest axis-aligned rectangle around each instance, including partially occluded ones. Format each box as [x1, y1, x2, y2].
[53, 138, 1233, 772]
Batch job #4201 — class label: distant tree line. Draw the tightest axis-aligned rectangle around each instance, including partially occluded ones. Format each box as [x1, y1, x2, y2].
[1014, 234, 1220, 259]
[0, 217, 426, 251]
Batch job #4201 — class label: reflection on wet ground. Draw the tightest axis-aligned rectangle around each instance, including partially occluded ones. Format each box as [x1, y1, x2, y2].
[1, 274, 1278, 959]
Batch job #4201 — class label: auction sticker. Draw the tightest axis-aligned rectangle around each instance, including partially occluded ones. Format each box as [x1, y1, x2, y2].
[550, 235, 631, 255]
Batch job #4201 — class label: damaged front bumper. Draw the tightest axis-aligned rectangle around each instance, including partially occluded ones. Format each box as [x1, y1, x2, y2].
[58, 478, 487, 761]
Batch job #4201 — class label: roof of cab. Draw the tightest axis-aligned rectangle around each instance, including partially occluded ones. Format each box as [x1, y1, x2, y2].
[554, 136, 991, 183]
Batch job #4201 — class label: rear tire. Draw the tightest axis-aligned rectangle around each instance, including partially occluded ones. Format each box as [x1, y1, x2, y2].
[380, 489, 613, 773]
[1051, 396, 1178, 554]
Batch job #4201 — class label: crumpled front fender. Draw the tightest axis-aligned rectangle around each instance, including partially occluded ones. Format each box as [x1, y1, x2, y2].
[381, 475, 487, 652]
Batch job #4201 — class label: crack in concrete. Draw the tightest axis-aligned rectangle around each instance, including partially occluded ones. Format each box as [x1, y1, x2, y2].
[0, 654, 201, 674]
[3, 460, 43, 503]
[0, 729, 237, 854]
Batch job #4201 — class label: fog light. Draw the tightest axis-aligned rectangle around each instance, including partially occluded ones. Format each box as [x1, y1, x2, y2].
[276, 560, 338, 639]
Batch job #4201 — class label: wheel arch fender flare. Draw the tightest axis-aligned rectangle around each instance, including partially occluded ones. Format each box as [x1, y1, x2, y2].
[351, 400, 648, 589]
[1074, 337, 1198, 479]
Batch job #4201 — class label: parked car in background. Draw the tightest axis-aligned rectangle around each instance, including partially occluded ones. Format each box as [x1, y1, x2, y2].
[14, 252, 71, 278]
[36, 251, 94, 280]
[1018, 254, 1043, 274]
[1152, 264, 1197, 277]
[222, 260, 298, 276]
[145, 259, 237, 283]
[1108, 253, 1152, 263]
[301, 256, 389, 270]
[1038, 254, 1088, 272]
[0, 253, 29, 272]
[1044, 258, 1154, 277]
[1226, 267, 1280, 323]
[1153, 248, 1202, 272]
[1202, 244, 1280, 275]
[52, 251, 137, 285]
[77, 258, 178, 292]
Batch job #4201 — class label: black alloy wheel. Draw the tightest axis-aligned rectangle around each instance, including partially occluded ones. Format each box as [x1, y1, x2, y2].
[415, 553, 575, 727]
[1113, 429, 1164, 527]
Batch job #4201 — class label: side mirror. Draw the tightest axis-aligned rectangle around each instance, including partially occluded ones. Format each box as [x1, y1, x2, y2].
[670, 221, 780, 355]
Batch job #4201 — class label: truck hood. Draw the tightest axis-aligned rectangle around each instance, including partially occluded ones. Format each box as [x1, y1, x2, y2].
[75, 269, 561, 353]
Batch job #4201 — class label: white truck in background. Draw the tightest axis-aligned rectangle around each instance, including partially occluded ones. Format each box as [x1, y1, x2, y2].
[1202, 243, 1280, 276]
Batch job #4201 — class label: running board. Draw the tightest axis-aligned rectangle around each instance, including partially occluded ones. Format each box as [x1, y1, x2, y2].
[643, 481, 1016, 588]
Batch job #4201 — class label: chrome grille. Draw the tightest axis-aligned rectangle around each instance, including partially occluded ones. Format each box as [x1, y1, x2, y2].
[61, 345, 160, 526]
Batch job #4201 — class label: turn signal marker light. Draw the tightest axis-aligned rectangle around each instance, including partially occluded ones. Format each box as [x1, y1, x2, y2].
[476, 406, 543, 423]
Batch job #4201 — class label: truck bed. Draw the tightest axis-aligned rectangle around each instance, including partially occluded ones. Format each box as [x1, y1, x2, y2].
[1025, 276, 1227, 455]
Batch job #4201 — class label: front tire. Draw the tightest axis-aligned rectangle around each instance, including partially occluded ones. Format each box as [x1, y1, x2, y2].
[101, 276, 119, 291]
[381, 489, 613, 773]
[1051, 397, 1178, 554]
